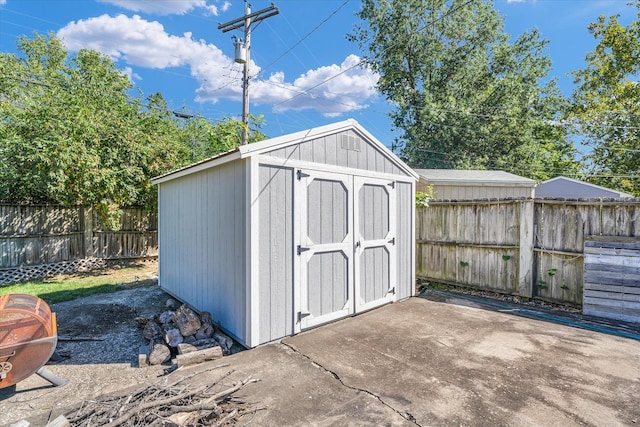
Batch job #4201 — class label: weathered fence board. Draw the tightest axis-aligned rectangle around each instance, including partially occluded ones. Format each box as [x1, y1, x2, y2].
[416, 200, 528, 297]
[583, 236, 640, 323]
[417, 198, 640, 311]
[0, 205, 158, 283]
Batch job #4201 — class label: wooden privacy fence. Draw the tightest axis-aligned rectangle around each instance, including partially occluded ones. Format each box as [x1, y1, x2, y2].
[417, 198, 640, 307]
[583, 236, 640, 323]
[0, 204, 157, 284]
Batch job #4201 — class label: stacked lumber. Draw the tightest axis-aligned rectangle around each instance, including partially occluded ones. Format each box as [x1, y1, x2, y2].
[137, 301, 234, 366]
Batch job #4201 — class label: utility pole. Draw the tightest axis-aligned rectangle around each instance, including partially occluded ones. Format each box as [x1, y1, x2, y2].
[218, 1, 279, 145]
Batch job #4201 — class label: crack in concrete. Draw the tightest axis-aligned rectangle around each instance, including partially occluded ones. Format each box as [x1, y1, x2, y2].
[280, 341, 422, 427]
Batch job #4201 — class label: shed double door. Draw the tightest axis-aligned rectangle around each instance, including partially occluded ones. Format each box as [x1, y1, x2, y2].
[297, 169, 396, 330]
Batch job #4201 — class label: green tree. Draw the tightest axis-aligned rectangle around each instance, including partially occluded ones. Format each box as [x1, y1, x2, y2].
[0, 33, 265, 227]
[569, 1, 640, 196]
[350, 0, 579, 181]
[179, 113, 266, 164]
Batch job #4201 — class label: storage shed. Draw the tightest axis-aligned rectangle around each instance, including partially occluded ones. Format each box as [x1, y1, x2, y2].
[151, 119, 418, 348]
[415, 169, 536, 200]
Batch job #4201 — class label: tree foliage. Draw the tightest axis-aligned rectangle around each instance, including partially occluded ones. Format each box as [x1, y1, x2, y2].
[569, 1, 640, 196]
[350, 0, 579, 181]
[0, 33, 265, 227]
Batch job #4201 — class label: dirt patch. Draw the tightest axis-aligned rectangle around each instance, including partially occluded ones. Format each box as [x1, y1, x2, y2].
[0, 260, 180, 426]
[58, 303, 139, 337]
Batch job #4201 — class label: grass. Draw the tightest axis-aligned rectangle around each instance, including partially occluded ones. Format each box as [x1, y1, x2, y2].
[0, 261, 157, 305]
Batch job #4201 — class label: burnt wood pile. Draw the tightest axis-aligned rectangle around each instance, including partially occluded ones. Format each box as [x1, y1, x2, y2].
[137, 299, 234, 367]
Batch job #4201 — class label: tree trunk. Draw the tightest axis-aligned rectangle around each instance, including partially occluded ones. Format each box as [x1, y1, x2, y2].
[177, 338, 220, 355]
[176, 346, 223, 367]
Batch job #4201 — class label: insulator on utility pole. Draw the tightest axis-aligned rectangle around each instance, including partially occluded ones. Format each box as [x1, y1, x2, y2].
[218, 2, 279, 145]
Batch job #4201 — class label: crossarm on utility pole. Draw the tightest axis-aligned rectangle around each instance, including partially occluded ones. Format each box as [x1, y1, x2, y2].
[218, 2, 279, 145]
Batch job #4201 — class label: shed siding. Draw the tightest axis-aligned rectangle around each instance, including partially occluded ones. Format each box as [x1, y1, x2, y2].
[264, 130, 406, 177]
[158, 160, 247, 342]
[258, 164, 294, 342]
[396, 181, 414, 299]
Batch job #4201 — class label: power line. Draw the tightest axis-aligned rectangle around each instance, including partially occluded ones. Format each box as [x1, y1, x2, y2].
[257, 0, 351, 77]
[272, 0, 476, 108]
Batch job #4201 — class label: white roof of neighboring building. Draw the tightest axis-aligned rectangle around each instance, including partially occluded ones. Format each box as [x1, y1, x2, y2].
[536, 176, 635, 198]
[414, 169, 537, 187]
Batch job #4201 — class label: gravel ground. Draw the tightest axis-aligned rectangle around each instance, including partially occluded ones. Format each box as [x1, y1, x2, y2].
[1, 283, 171, 426]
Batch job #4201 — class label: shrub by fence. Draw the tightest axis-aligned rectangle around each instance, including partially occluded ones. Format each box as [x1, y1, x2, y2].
[0, 204, 157, 284]
[417, 198, 640, 307]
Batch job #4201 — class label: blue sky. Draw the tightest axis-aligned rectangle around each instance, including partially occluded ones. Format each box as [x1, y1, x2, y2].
[0, 0, 634, 148]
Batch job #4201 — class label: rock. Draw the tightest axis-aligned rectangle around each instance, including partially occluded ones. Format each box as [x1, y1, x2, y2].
[173, 304, 201, 337]
[158, 310, 174, 325]
[164, 298, 179, 310]
[164, 327, 183, 347]
[142, 320, 162, 342]
[148, 339, 171, 365]
[213, 332, 233, 355]
[195, 323, 214, 340]
[200, 311, 213, 325]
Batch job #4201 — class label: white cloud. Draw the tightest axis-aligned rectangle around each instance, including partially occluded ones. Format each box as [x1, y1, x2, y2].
[246, 55, 379, 117]
[96, 0, 232, 16]
[0, 0, 6, 5]
[97, 0, 209, 15]
[57, 14, 378, 116]
[122, 66, 141, 82]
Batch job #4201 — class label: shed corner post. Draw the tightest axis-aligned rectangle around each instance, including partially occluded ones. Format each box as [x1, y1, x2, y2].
[246, 156, 260, 347]
[81, 206, 94, 258]
[518, 199, 534, 298]
[411, 179, 417, 296]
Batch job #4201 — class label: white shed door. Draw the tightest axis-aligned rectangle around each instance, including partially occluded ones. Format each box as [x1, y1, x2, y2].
[298, 170, 354, 329]
[354, 176, 397, 312]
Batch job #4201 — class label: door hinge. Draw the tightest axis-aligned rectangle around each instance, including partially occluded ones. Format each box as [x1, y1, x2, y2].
[387, 287, 396, 295]
[388, 237, 395, 245]
[297, 311, 311, 322]
[297, 170, 310, 180]
[297, 245, 310, 255]
[387, 181, 395, 189]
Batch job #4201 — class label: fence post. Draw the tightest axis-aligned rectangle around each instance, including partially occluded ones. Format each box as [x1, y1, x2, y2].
[518, 199, 534, 298]
[81, 206, 94, 258]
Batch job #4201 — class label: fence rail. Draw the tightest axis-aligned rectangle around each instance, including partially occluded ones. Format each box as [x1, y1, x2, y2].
[417, 198, 640, 306]
[0, 205, 157, 283]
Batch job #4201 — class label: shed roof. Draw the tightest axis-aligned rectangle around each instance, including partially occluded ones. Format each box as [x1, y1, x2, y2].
[152, 119, 418, 185]
[414, 169, 536, 187]
[536, 176, 635, 198]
